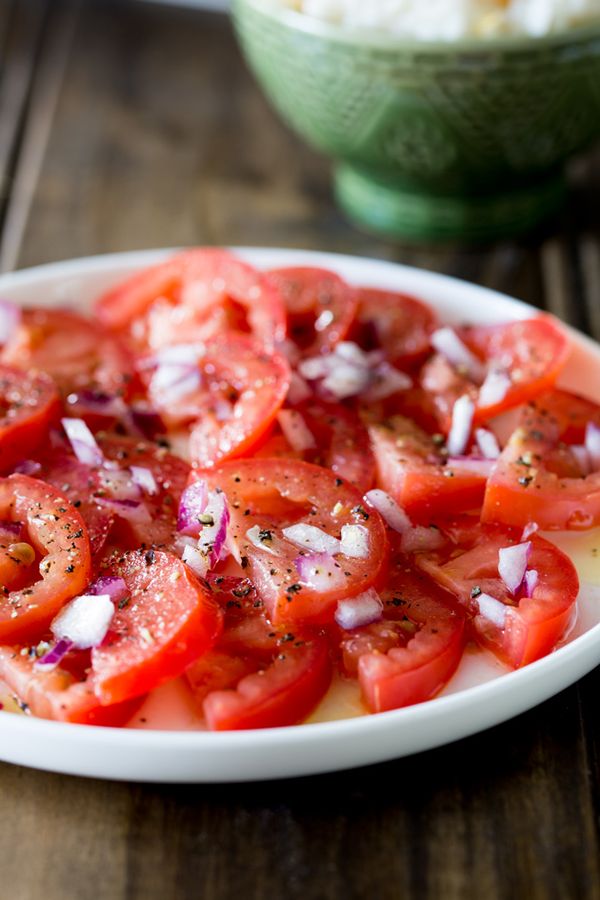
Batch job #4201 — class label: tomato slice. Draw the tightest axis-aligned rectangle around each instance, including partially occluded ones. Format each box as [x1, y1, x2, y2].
[96, 248, 287, 351]
[369, 414, 487, 521]
[145, 334, 290, 469]
[0, 366, 60, 474]
[202, 634, 332, 730]
[255, 400, 376, 493]
[92, 549, 223, 705]
[0, 647, 139, 725]
[482, 394, 600, 530]
[0, 475, 91, 643]
[349, 287, 437, 368]
[268, 266, 358, 356]
[418, 525, 579, 667]
[202, 459, 389, 625]
[0, 308, 134, 398]
[339, 555, 465, 713]
[421, 317, 570, 430]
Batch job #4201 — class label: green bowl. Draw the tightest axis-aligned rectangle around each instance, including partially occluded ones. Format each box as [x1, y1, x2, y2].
[232, 0, 600, 241]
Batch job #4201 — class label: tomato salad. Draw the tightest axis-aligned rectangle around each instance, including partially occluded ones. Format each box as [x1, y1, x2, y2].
[0, 249, 588, 730]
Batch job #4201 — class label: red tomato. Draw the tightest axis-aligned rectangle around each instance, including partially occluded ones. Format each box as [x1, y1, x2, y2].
[202, 459, 389, 625]
[0, 647, 139, 725]
[268, 267, 358, 356]
[92, 549, 223, 705]
[349, 287, 437, 368]
[145, 334, 290, 469]
[369, 415, 487, 522]
[482, 396, 600, 530]
[256, 400, 376, 493]
[417, 525, 579, 667]
[0, 366, 60, 474]
[0, 308, 134, 398]
[95, 248, 287, 351]
[421, 317, 570, 430]
[340, 557, 465, 712]
[203, 634, 332, 730]
[0, 475, 91, 643]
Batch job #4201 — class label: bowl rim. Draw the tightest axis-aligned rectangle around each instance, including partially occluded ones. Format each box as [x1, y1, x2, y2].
[233, 0, 600, 54]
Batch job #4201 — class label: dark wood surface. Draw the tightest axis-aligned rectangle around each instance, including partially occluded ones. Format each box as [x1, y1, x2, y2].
[1, 2, 600, 897]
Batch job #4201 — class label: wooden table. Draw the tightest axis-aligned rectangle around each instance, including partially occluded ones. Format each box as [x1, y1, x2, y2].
[1, 2, 600, 897]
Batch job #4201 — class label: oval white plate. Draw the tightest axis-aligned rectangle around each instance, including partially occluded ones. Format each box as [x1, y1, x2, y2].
[1, 247, 600, 783]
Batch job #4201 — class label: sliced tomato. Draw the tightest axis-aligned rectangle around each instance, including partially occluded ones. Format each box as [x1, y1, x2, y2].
[0, 475, 91, 643]
[202, 459, 389, 625]
[0, 366, 60, 474]
[91, 549, 223, 705]
[268, 266, 358, 356]
[95, 248, 287, 351]
[256, 400, 375, 493]
[482, 395, 600, 530]
[369, 414, 488, 522]
[349, 287, 437, 368]
[421, 317, 570, 430]
[339, 555, 465, 712]
[417, 525, 579, 667]
[202, 634, 331, 730]
[0, 647, 139, 725]
[0, 308, 134, 398]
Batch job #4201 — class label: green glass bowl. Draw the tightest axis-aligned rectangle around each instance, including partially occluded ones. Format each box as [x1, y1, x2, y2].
[232, 0, 600, 241]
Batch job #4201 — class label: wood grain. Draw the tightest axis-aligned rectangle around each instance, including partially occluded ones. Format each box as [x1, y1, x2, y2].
[0, 2, 599, 898]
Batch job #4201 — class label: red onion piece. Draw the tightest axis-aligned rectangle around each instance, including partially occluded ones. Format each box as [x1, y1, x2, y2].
[476, 592, 507, 627]
[277, 410, 316, 453]
[282, 523, 341, 555]
[521, 522, 539, 541]
[335, 589, 383, 630]
[129, 404, 166, 439]
[294, 551, 346, 590]
[96, 497, 151, 524]
[35, 638, 74, 671]
[0, 519, 22, 537]
[523, 568, 539, 597]
[246, 524, 285, 556]
[478, 368, 511, 408]
[61, 417, 103, 467]
[178, 480, 209, 537]
[340, 523, 370, 559]
[445, 456, 494, 478]
[130, 465, 159, 496]
[0, 299, 21, 344]
[13, 460, 42, 476]
[150, 366, 202, 403]
[98, 466, 142, 502]
[585, 422, 600, 470]
[287, 372, 312, 405]
[401, 525, 446, 554]
[430, 327, 485, 382]
[88, 576, 128, 606]
[365, 489, 411, 533]
[446, 395, 475, 457]
[475, 428, 501, 460]
[321, 359, 370, 400]
[185, 489, 230, 577]
[362, 362, 412, 402]
[51, 592, 115, 649]
[498, 541, 531, 595]
[571, 445, 591, 475]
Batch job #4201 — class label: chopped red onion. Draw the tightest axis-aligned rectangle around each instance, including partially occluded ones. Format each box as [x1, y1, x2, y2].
[182, 544, 209, 579]
[523, 568, 539, 597]
[282, 523, 341, 555]
[498, 541, 531, 595]
[321, 359, 370, 400]
[287, 372, 312, 405]
[475, 428, 501, 460]
[129, 404, 165, 439]
[88, 576, 128, 606]
[478, 368, 511, 409]
[362, 363, 412, 402]
[150, 366, 201, 403]
[445, 456, 494, 478]
[446, 395, 475, 457]
[96, 497, 151, 524]
[298, 356, 333, 381]
[246, 524, 284, 556]
[521, 522, 539, 541]
[61, 417, 103, 467]
[0, 520, 22, 537]
[340, 523, 370, 558]
[335, 589, 383, 630]
[364, 489, 411, 533]
[0, 299, 21, 344]
[178, 480, 208, 537]
[51, 593, 115, 649]
[585, 422, 600, 470]
[401, 525, 446, 554]
[66, 389, 127, 418]
[98, 466, 142, 502]
[191, 489, 230, 576]
[476, 592, 507, 627]
[334, 341, 371, 367]
[35, 638, 74, 671]
[277, 410, 316, 453]
[430, 327, 485, 382]
[149, 343, 207, 367]
[130, 465, 159, 496]
[571, 445, 591, 475]
[294, 551, 345, 590]
[13, 459, 41, 476]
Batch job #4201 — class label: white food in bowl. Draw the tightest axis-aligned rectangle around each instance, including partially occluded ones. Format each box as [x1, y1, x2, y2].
[273, 0, 600, 39]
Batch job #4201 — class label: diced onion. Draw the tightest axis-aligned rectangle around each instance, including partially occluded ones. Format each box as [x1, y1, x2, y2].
[178, 480, 208, 537]
[340, 523, 369, 558]
[13, 459, 42, 476]
[362, 363, 412, 402]
[364, 489, 411, 533]
[445, 456, 494, 478]
[197, 490, 230, 571]
[130, 465, 159, 496]
[475, 428, 501, 460]
[476, 592, 507, 628]
[150, 366, 201, 403]
[401, 525, 446, 554]
[321, 359, 370, 400]
[277, 410, 316, 453]
[430, 327, 485, 381]
[521, 522, 538, 541]
[61, 417, 103, 467]
[246, 524, 283, 556]
[287, 372, 312, 405]
[96, 497, 151, 523]
[282, 523, 341, 555]
[571, 445, 591, 475]
[498, 541, 531, 594]
[478, 368, 511, 409]
[446, 395, 474, 457]
[88, 576, 128, 606]
[35, 638, 73, 671]
[585, 422, 600, 470]
[51, 593, 115, 649]
[294, 551, 346, 590]
[0, 299, 21, 344]
[335, 589, 383, 630]
[524, 569, 539, 597]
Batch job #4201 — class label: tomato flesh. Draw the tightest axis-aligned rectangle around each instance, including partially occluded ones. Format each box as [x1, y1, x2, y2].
[0, 366, 60, 474]
[350, 287, 437, 368]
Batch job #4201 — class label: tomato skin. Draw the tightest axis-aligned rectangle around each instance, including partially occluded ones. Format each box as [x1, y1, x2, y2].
[92, 549, 223, 705]
[418, 526, 579, 667]
[268, 266, 358, 356]
[369, 415, 486, 521]
[350, 287, 437, 368]
[203, 635, 332, 730]
[201, 459, 389, 626]
[0, 475, 92, 644]
[0, 367, 61, 474]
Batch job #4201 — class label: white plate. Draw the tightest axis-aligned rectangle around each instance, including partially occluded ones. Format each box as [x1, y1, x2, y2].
[1, 247, 600, 783]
